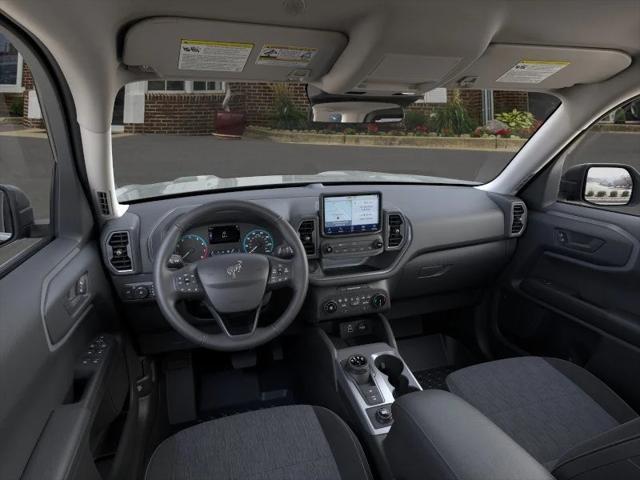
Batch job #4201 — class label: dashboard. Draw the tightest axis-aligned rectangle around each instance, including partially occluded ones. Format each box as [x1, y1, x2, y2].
[100, 183, 526, 352]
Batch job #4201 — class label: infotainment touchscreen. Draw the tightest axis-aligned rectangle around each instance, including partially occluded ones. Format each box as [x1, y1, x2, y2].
[322, 193, 381, 235]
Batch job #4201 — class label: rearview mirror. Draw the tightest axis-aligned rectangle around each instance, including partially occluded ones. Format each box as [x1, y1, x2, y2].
[307, 85, 420, 124]
[0, 185, 34, 245]
[584, 167, 633, 206]
[312, 101, 404, 124]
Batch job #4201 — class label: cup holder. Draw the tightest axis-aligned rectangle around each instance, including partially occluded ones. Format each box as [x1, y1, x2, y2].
[374, 354, 420, 398]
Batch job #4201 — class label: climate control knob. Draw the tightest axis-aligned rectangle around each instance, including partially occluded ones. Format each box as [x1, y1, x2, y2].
[323, 301, 338, 314]
[370, 293, 387, 309]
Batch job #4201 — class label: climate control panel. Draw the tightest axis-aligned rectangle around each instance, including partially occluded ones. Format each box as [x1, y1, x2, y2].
[320, 234, 385, 258]
[319, 284, 389, 320]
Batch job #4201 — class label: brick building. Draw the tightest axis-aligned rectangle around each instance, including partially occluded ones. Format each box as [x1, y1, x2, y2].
[116, 80, 531, 135]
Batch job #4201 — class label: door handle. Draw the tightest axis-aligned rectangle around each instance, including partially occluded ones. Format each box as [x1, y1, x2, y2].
[64, 272, 90, 316]
[555, 229, 604, 253]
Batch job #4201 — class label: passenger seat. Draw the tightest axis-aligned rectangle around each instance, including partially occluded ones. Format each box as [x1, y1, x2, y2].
[446, 356, 639, 473]
[384, 356, 640, 480]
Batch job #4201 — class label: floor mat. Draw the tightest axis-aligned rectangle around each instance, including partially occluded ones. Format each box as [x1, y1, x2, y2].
[413, 365, 458, 390]
[198, 362, 296, 419]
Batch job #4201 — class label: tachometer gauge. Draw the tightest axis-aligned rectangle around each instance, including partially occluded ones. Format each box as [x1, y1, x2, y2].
[242, 229, 275, 254]
[175, 234, 208, 263]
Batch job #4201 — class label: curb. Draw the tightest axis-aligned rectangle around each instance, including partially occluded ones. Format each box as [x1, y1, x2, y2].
[245, 126, 527, 152]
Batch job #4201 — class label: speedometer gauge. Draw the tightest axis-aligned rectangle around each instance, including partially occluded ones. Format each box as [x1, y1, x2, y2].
[242, 229, 275, 254]
[175, 234, 208, 263]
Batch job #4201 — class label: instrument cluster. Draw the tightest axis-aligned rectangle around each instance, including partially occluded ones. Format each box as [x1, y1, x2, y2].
[173, 223, 277, 263]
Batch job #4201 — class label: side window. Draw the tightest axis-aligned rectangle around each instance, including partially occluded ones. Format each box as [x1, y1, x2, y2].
[0, 32, 55, 262]
[559, 96, 640, 215]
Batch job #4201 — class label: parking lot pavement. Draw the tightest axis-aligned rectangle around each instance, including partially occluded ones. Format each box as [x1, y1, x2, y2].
[110, 135, 513, 186]
[1, 131, 638, 219]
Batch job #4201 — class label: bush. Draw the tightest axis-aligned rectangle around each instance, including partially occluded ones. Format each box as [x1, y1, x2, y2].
[495, 128, 512, 138]
[495, 109, 535, 130]
[433, 90, 475, 135]
[609, 191, 618, 197]
[269, 84, 307, 130]
[621, 190, 630, 197]
[404, 110, 429, 131]
[9, 97, 23, 117]
[613, 108, 627, 124]
[596, 191, 607, 197]
[586, 190, 595, 197]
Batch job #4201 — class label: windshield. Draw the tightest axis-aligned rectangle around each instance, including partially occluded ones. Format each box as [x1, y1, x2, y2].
[111, 82, 560, 202]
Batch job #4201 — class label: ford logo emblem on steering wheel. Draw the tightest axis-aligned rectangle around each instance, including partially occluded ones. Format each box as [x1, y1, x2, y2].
[226, 260, 243, 279]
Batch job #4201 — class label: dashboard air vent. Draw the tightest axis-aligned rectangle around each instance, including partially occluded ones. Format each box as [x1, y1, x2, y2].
[298, 219, 316, 256]
[108, 231, 133, 272]
[96, 191, 111, 216]
[511, 203, 527, 236]
[387, 213, 405, 249]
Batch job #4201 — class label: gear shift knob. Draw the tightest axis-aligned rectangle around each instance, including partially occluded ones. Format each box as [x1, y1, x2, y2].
[346, 354, 370, 384]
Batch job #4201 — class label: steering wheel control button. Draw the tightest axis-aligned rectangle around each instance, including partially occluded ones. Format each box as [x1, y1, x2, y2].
[174, 272, 201, 295]
[269, 262, 291, 285]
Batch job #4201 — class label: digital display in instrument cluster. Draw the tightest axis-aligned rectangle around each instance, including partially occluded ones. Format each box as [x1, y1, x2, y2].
[208, 225, 241, 244]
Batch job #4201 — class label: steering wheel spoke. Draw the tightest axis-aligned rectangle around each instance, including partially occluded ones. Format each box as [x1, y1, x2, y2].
[266, 256, 294, 290]
[204, 302, 261, 338]
[169, 263, 205, 301]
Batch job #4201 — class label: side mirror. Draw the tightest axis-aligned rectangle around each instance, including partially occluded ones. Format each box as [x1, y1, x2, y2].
[0, 185, 34, 245]
[560, 164, 636, 207]
[584, 166, 633, 206]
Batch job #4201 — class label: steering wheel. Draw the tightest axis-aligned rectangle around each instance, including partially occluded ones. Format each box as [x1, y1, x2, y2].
[153, 200, 309, 351]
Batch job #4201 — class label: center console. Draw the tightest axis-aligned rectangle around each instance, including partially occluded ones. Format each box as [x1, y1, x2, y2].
[301, 193, 418, 438]
[337, 343, 422, 435]
[305, 318, 422, 479]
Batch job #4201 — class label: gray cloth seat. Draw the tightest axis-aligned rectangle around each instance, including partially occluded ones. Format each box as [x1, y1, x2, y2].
[145, 405, 372, 480]
[446, 356, 638, 471]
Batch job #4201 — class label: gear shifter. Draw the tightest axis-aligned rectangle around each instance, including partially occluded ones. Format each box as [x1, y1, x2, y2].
[345, 354, 370, 384]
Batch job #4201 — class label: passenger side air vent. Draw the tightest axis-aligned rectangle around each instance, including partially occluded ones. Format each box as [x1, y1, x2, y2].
[298, 219, 317, 257]
[96, 191, 111, 216]
[108, 231, 133, 272]
[386, 212, 406, 250]
[510, 202, 527, 236]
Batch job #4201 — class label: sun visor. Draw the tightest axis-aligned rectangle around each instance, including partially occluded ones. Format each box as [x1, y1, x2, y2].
[122, 18, 347, 83]
[447, 44, 631, 90]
